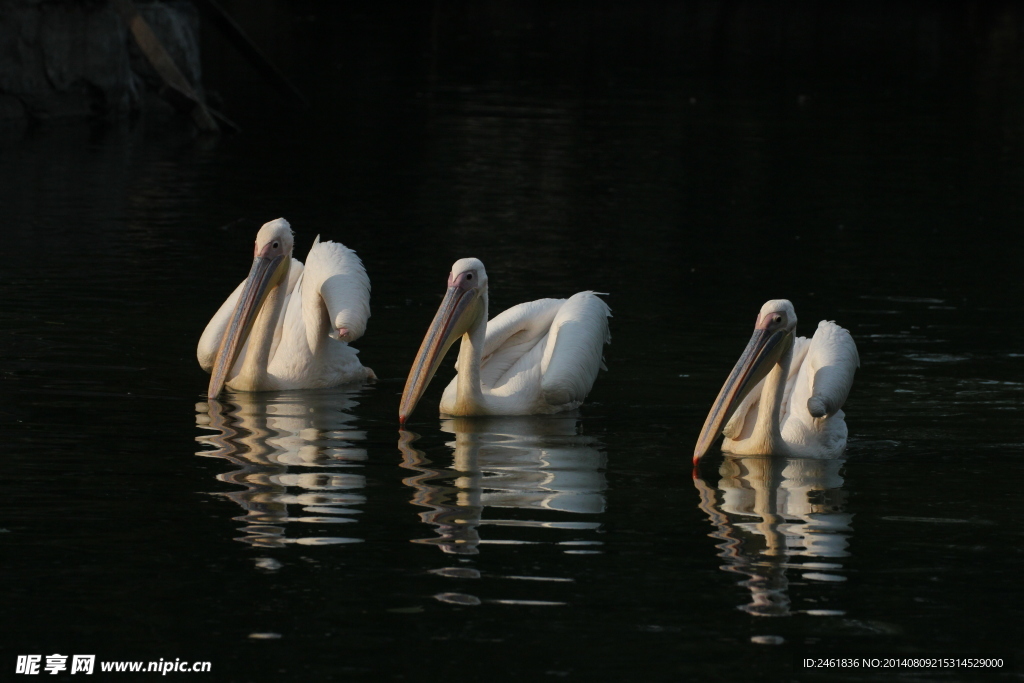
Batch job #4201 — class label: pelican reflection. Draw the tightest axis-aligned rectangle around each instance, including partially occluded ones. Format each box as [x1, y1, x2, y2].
[694, 455, 852, 617]
[399, 416, 607, 605]
[195, 388, 368, 549]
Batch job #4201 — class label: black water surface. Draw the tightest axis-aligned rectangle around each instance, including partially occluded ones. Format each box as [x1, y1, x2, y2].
[2, 3, 1023, 681]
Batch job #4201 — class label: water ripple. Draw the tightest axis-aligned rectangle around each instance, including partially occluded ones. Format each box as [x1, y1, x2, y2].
[694, 455, 852, 617]
[195, 388, 368, 549]
[400, 415, 607, 607]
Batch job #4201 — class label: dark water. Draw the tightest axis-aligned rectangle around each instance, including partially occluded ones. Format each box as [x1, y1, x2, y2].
[3, 4, 1024, 680]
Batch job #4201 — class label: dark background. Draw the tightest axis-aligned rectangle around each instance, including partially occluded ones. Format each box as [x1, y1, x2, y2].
[2, 2, 1023, 681]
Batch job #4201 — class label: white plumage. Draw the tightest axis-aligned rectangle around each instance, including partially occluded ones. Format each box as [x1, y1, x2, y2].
[441, 292, 611, 415]
[400, 258, 610, 421]
[198, 218, 374, 398]
[695, 300, 859, 461]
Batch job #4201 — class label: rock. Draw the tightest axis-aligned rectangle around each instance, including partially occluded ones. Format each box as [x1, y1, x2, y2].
[133, 1, 202, 95]
[0, 0, 203, 122]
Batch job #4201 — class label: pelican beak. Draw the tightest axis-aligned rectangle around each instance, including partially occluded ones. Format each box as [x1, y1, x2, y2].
[693, 327, 793, 463]
[207, 248, 287, 399]
[399, 284, 483, 424]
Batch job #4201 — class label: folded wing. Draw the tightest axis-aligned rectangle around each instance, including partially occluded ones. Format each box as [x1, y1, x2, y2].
[792, 320, 859, 420]
[306, 236, 371, 343]
[478, 298, 565, 388]
[540, 292, 612, 407]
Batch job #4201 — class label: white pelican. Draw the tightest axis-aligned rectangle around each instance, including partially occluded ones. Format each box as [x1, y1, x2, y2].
[399, 258, 611, 423]
[198, 218, 374, 399]
[693, 299, 859, 463]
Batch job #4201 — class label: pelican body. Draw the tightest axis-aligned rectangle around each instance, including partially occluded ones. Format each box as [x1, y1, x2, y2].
[693, 299, 859, 463]
[399, 258, 611, 422]
[198, 218, 374, 399]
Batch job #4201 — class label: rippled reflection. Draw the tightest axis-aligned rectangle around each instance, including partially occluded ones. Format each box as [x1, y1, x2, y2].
[195, 388, 368, 549]
[399, 416, 606, 606]
[694, 455, 852, 617]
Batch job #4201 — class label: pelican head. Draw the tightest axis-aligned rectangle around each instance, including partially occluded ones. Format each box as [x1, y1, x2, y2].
[207, 219, 294, 399]
[693, 299, 797, 463]
[399, 258, 488, 424]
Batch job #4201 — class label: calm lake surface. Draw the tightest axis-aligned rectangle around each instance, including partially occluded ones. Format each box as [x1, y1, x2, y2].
[2, 4, 1023, 680]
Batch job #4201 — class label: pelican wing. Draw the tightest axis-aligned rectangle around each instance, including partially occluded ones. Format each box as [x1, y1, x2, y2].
[539, 292, 611, 407]
[795, 321, 859, 419]
[477, 298, 565, 387]
[779, 334, 812, 422]
[305, 236, 371, 343]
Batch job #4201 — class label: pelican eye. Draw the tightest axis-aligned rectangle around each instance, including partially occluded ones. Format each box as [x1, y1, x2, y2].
[273, 241, 280, 249]
[466, 273, 473, 281]
[773, 315, 782, 324]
